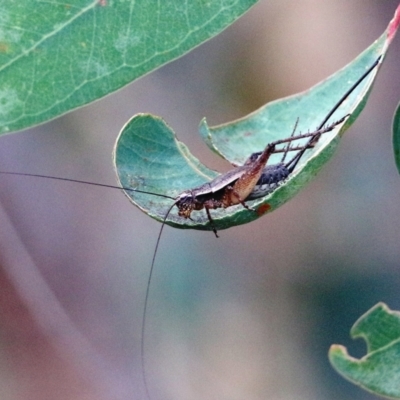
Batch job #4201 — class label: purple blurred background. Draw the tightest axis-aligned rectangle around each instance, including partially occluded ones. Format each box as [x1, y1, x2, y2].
[0, 1, 400, 399]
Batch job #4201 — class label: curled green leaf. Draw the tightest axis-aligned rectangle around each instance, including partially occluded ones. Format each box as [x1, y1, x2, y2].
[114, 6, 399, 231]
[329, 303, 400, 399]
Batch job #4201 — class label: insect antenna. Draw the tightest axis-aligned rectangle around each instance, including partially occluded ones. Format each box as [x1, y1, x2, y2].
[140, 201, 178, 400]
[285, 55, 382, 174]
[0, 169, 178, 398]
[0, 171, 176, 200]
[316, 55, 382, 132]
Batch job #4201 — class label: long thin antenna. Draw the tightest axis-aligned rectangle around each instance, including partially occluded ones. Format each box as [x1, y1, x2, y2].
[286, 55, 382, 173]
[141, 201, 177, 400]
[0, 171, 175, 200]
[316, 55, 382, 131]
[0, 170, 178, 398]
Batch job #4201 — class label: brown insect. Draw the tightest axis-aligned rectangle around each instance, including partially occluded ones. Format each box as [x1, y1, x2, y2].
[168, 117, 347, 237]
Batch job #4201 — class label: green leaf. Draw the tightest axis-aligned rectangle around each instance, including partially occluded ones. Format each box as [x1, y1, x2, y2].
[113, 114, 219, 230]
[114, 6, 399, 232]
[0, 0, 257, 135]
[329, 303, 400, 399]
[393, 102, 400, 174]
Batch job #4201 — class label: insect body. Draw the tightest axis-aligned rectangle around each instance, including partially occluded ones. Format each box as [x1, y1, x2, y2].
[168, 116, 347, 237]
[132, 56, 380, 232]
[175, 142, 276, 222]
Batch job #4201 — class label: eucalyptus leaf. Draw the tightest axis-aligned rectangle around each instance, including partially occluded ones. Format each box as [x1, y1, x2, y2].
[329, 303, 400, 399]
[0, 0, 257, 134]
[114, 6, 399, 232]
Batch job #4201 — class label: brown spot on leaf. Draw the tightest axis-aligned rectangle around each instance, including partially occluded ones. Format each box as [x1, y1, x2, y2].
[257, 203, 271, 216]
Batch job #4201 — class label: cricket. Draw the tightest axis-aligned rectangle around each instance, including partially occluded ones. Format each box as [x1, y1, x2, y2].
[0, 55, 382, 399]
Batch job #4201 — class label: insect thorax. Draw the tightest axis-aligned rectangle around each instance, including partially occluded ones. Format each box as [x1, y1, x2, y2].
[176, 187, 228, 217]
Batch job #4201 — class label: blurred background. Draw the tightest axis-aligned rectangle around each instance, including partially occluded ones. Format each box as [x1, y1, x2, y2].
[0, 1, 400, 399]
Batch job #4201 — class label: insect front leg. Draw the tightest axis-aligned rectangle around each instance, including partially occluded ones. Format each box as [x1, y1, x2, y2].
[202, 198, 225, 237]
[204, 206, 219, 238]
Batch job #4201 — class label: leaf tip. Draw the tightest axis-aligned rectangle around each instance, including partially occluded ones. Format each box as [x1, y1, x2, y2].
[198, 117, 209, 136]
[388, 3, 400, 43]
[329, 344, 349, 360]
[328, 344, 358, 372]
[199, 117, 219, 154]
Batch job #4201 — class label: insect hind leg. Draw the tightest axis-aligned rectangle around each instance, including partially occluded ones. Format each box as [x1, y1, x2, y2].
[225, 185, 258, 213]
[244, 116, 341, 165]
[284, 114, 349, 173]
[281, 117, 299, 163]
[244, 114, 348, 177]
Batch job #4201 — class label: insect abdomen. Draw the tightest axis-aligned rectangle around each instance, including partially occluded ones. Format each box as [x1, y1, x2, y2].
[247, 163, 290, 200]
